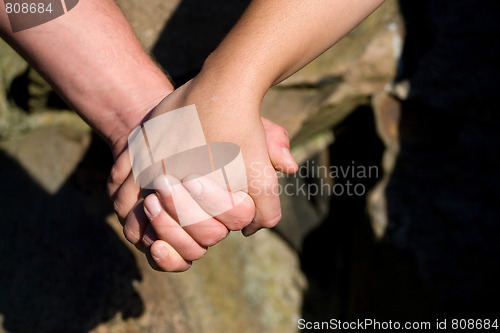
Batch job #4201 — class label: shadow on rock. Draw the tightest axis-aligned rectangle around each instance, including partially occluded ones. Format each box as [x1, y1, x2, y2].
[0, 134, 144, 333]
[152, 0, 250, 85]
[299, 106, 386, 322]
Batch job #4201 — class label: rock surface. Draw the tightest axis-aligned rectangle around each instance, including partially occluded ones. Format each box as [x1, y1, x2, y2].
[0, 113, 91, 194]
[0, 0, 402, 332]
[92, 219, 306, 333]
[367, 91, 401, 238]
[0, 130, 306, 333]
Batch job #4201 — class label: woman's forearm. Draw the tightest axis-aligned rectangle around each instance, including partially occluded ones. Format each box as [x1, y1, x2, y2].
[0, 0, 173, 149]
[1, 0, 383, 145]
[199, 0, 385, 101]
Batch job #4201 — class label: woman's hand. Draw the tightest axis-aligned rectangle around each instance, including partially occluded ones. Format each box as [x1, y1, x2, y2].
[107, 76, 297, 271]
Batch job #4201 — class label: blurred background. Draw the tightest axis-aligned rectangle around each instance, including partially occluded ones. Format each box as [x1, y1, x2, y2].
[1, 0, 499, 332]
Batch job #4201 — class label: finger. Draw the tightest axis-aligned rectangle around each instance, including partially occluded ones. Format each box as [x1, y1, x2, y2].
[147, 240, 192, 272]
[261, 117, 298, 174]
[183, 175, 255, 231]
[141, 223, 158, 248]
[241, 120, 283, 236]
[242, 164, 282, 237]
[107, 149, 132, 200]
[143, 193, 207, 261]
[154, 175, 230, 248]
[122, 198, 150, 252]
[112, 172, 141, 222]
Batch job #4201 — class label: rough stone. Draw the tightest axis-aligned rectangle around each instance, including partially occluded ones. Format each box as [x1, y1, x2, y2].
[0, 131, 306, 333]
[0, 112, 91, 194]
[275, 150, 333, 251]
[279, 1, 402, 86]
[0, 78, 8, 130]
[0, 1, 406, 331]
[115, 0, 180, 51]
[0, 136, 142, 333]
[262, 0, 403, 159]
[0, 39, 29, 137]
[0, 39, 28, 88]
[92, 220, 306, 333]
[367, 92, 402, 238]
[27, 68, 53, 112]
[261, 86, 332, 141]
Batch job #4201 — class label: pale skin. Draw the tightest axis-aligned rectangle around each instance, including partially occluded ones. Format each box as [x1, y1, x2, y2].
[1, 0, 384, 271]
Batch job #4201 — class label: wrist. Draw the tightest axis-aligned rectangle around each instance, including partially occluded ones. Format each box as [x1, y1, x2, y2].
[1, 0, 175, 157]
[100, 69, 174, 158]
[198, 52, 272, 104]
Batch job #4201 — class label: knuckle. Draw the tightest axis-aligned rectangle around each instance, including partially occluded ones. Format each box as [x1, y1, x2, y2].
[273, 124, 288, 137]
[123, 226, 140, 244]
[227, 214, 253, 231]
[261, 212, 282, 229]
[281, 127, 289, 139]
[112, 199, 127, 220]
[271, 122, 289, 139]
[183, 247, 207, 262]
[225, 199, 254, 230]
[107, 163, 131, 197]
[112, 188, 141, 221]
[108, 165, 122, 188]
[197, 227, 229, 247]
[148, 214, 161, 226]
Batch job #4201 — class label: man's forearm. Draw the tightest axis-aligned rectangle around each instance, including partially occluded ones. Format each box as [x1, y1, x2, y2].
[198, 0, 385, 101]
[0, 0, 173, 151]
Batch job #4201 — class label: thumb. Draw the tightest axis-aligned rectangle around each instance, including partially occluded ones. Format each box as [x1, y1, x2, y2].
[261, 117, 298, 174]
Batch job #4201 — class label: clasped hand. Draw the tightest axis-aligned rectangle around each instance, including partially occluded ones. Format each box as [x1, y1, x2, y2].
[107, 77, 297, 272]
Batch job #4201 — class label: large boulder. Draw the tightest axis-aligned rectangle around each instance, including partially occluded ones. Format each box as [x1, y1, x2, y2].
[0, 1, 403, 331]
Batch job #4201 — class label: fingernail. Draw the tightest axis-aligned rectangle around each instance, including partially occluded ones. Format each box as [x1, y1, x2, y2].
[144, 195, 162, 220]
[152, 242, 169, 260]
[183, 178, 203, 196]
